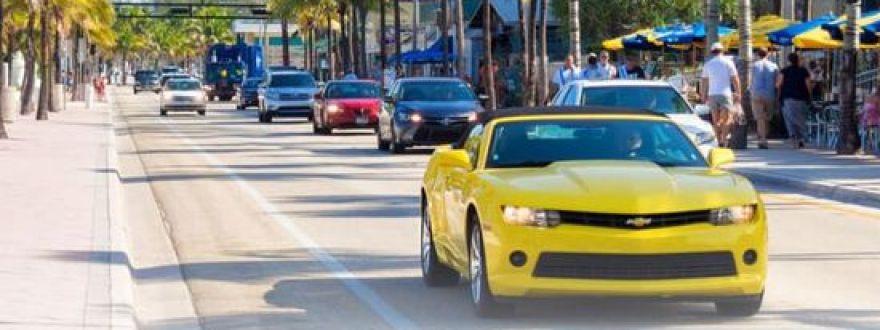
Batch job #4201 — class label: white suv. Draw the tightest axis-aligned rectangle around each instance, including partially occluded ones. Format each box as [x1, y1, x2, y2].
[551, 80, 717, 150]
[257, 69, 318, 123]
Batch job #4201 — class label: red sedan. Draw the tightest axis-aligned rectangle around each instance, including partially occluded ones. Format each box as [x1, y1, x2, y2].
[313, 80, 382, 135]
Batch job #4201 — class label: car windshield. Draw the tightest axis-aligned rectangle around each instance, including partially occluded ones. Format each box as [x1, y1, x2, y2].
[487, 119, 706, 168]
[242, 79, 262, 88]
[325, 83, 381, 98]
[136, 71, 157, 80]
[579, 87, 691, 114]
[166, 80, 201, 91]
[399, 81, 475, 101]
[269, 74, 315, 88]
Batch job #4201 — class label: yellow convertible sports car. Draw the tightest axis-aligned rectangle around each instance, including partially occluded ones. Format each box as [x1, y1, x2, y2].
[420, 107, 766, 317]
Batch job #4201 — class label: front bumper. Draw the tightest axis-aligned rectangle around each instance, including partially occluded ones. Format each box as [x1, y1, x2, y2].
[239, 94, 259, 106]
[264, 99, 315, 117]
[480, 209, 767, 299]
[135, 84, 159, 92]
[162, 102, 206, 111]
[394, 119, 470, 146]
[327, 109, 378, 128]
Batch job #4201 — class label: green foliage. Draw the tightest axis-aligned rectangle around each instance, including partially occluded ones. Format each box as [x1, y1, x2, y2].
[112, 6, 235, 61]
[550, 0, 739, 49]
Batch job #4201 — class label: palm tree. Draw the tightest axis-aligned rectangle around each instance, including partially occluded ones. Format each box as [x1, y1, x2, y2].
[440, 0, 448, 74]
[568, 0, 579, 66]
[0, 0, 7, 139]
[704, 0, 720, 57]
[268, 0, 296, 66]
[393, 0, 401, 73]
[736, 0, 752, 115]
[379, 0, 387, 86]
[838, 0, 861, 154]
[454, 0, 466, 79]
[537, 0, 547, 104]
[483, 0, 496, 110]
[521, 0, 534, 106]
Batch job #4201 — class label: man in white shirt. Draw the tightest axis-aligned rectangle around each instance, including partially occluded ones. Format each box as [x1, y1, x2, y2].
[551, 54, 580, 96]
[596, 51, 618, 79]
[701, 42, 741, 147]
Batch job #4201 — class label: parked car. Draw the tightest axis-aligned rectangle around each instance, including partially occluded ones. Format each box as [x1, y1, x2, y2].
[420, 107, 766, 317]
[257, 69, 318, 123]
[550, 80, 717, 151]
[312, 80, 382, 134]
[377, 78, 483, 153]
[133, 70, 160, 94]
[160, 78, 207, 116]
[237, 77, 263, 110]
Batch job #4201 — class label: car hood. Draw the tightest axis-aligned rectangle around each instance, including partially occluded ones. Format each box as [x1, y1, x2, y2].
[668, 114, 714, 135]
[398, 100, 481, 114]
[483, 160, 758, 214]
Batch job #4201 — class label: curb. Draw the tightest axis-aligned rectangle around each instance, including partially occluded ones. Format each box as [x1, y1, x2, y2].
[734, 167, 880, 207]
[105, 96, 139, 329]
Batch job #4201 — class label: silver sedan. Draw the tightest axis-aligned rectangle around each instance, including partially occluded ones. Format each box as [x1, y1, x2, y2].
[160, 78, 207, 116]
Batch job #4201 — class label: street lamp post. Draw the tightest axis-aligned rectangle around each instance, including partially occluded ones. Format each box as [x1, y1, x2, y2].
[838, 0, 862, 154]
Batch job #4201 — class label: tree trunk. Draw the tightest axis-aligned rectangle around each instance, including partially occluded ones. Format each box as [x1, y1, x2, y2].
[37, 4, 50, 120]
[328, 14, 335, 80]
[53, 15, 62, 111]
[537, 0, 548, 105]
[21, 14, 36, 115]
[351, 5, 360, 74]
[838, 0, 861, 154]
[340, 4, 350, 71]
[483, 0, 496, 110]
[282, 18, 290, 66]
[737, 0, 752, 116]
[455, 0, 466, 79]
[440, 0, 449, 75]
[705, 0, 720, 58]
[394, 0, 402, 75]
[358, 5, 367, 77]
[522, 0, 534, 106]
[0, 0, 7, 139]
[568, 0, 580, 66]
[380, 0, 387, 88]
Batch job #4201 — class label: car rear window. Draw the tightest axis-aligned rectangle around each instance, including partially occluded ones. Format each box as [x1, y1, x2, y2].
[166, 80, 202, 91]
[325, 83, 381, 98]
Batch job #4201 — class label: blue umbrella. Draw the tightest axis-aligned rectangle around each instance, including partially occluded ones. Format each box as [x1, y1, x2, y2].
[658, 22, 735, 45]
[768, 14, 837, 46]
[822, 11, 880, 45]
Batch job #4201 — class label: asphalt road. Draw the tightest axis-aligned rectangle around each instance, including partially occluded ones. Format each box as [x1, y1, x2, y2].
[116, 89, 880, 330]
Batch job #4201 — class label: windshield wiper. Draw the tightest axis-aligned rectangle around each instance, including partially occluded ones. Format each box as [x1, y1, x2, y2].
[494, 161, 554, 168]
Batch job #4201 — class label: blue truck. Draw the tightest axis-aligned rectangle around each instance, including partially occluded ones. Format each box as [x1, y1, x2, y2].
[203, 40, 264, 101]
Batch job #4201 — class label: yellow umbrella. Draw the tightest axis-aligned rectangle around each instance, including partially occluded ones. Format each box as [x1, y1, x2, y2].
[794, 13, 880, 49]
[721, 15, 792, 49]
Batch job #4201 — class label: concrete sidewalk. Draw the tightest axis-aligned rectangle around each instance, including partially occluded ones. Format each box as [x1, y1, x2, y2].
[0, 101, 135, 329]
[732, 140, 880, 205]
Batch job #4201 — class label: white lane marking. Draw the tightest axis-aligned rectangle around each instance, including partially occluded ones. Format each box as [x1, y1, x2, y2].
[158, 116, 418, 330]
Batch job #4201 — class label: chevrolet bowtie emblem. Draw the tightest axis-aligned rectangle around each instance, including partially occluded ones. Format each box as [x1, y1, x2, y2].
[626, 217, 653, 227]
[441, 118, 452, 126]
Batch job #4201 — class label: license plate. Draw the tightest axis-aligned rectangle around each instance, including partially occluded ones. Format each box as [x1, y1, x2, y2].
[355, 116, 368, 125]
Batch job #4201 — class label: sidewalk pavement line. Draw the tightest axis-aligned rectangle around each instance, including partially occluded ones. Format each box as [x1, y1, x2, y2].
[159, 117, 419, 330]
[734, 167, 880, 207]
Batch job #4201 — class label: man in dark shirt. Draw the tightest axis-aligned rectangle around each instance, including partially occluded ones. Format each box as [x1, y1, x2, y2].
[776, 53, 812, 148]
[619, 56, 647, 80]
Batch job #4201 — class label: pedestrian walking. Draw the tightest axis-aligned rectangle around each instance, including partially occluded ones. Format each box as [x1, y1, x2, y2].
[597, 51, 618, 79]
[551, 54, 581, 96]
[700, 42, 741, 147]
[94, 74, 106, 102]
[776, 52, 812, 149]
[750, 48, 779, 149]
[618, 56, 646, 80]
[809, 59, 825, 101]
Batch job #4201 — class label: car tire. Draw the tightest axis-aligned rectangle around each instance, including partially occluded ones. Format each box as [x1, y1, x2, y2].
[377, 130, 390, 151]
[265, 112, 273, 123]
[470, 218, 513, 318]
[421, 201, 459, 287]
[160, 109, 167, 116]
[258, 112, 268, 123]
[236, 104, 243, 110]
[198, 110, 206, 116]
[389, 126, 406, 154]
[715, 292, 763, 317]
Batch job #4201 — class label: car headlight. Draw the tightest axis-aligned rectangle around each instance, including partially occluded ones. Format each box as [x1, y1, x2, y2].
[709, 205, 757, 225]
[467, 112, 478, 122]
[397, 110, 422, 122]
[327, 104, 341, 113]
[502, 206, 561, 227]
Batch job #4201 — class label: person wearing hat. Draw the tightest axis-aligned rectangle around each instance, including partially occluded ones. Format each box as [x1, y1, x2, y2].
[701, 42, 741, 147]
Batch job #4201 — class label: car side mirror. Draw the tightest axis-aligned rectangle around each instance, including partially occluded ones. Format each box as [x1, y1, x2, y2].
[708, 148, 735, 168]
[435, 148, 472, 170]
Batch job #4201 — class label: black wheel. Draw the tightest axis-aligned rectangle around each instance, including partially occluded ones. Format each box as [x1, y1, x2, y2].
[197, 110, 206, 116]
[258, 112, 268, 123]
[715, 292, 763, 317]
[312, 118, 321, 133]
[133, 89, 138, 94]
[209, 95, 216, 102]
[377, 129, 390, 151]
[470, 218, 513, 318]
[236, 104, 243, 110]
[160, 109, 167, 116]
[265, 112, 273, 123]
[389, 126, 406, 154]
[422, 200, 460, 286]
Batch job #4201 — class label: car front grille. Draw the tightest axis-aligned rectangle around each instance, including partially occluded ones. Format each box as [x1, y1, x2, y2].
[533, 252, 737, 280]
[173, 96, 196, 102]
[422, 116, 471, 126]
[413, 123, 469, 143]
[558, 210, 711, 229]
[279, 93, 310, 101]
